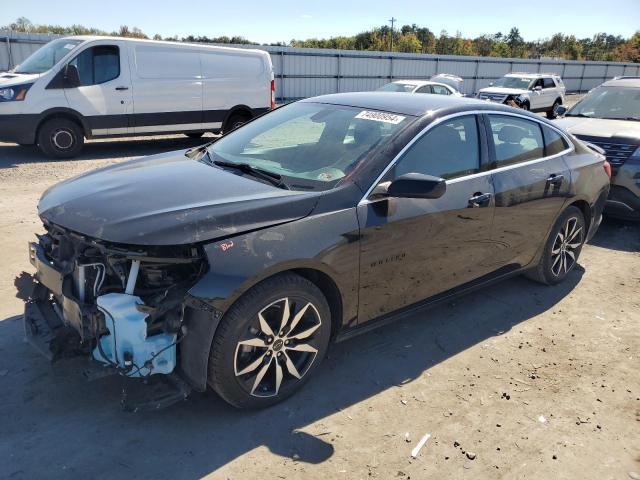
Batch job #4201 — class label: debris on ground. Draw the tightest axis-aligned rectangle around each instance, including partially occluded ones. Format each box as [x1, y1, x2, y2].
[410, 433, 431, 458]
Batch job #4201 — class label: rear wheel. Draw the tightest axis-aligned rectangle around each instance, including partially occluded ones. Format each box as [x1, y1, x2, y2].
[525, 206, 586, 285]
[224, 112, 251, 133]
[547, 99, 561, 119]
[37, 118, 84, 159]
[208, 273, 331, 408]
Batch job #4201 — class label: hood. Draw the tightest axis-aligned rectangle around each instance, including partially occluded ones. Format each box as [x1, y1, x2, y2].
[554, 117, 640, 143]
[38, 150, 321, 246]
[0, 72, 40, 87]
[478, 87, 527, 95]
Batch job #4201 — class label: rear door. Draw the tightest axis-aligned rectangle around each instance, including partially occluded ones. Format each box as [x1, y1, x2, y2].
[485, 113, 572, 268]
[63, 41, 133, 135]
[357, 114, 496, 322]
[541, 77, 557, 108]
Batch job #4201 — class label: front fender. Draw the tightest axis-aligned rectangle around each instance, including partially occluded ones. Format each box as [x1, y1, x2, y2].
[180, 205, 361, 391]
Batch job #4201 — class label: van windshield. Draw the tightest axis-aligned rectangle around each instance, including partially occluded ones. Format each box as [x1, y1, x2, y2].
[14, 39, 83, 74]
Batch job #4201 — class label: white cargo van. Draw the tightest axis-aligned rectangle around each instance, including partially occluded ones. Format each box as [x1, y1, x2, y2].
[0, 36, 275, 158]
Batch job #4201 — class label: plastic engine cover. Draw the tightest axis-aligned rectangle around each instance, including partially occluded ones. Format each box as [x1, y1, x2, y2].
[92, 293, 176, 377]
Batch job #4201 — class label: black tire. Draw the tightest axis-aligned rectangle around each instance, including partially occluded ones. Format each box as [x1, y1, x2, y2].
[184, 132, 204, 139]
[547, 99, 561, 119]
[208, 273, 331, 408]
[224, 112, 251, 133]
[521, 101, 530, 111]
[525, 206, 586, 285]
[37, 118, 84, 159]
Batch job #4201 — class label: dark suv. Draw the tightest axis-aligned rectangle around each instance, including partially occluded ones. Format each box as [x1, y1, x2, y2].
[25, 93, 610, 409]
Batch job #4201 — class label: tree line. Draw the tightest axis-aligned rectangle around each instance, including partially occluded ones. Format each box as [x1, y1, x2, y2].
[4, 17, 639, 63]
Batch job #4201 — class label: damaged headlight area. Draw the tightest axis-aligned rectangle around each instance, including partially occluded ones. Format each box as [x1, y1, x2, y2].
[25, 222, 208, 381]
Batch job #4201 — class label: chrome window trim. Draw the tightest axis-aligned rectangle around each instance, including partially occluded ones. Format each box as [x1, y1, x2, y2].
[358, 109, 574, 206]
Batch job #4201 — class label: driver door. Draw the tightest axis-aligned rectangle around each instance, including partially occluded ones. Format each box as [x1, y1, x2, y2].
[529, 78, 545, 110]
[356, 114, 497, 323]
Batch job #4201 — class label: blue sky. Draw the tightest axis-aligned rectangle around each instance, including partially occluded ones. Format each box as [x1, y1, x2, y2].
[2, 0, 639, 43]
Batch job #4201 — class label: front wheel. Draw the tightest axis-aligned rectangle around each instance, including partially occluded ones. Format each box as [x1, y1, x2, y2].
[208, 273, 331, 408]
[37, 118, 84, 159]
[525, 206, 586, 285]
[547, 100, 561, 119]
[224, 112, 251, 134]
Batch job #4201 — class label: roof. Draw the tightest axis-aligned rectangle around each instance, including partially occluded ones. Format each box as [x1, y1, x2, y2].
[505, 72, 560, 78]
[301, 91, 521, 117]
[602, 77, 640, 87]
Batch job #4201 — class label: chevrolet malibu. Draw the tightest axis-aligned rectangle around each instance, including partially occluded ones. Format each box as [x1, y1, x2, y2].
[25, 93, 610, 409]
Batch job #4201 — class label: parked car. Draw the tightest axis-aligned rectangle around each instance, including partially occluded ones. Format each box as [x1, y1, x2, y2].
[25, 93, 609, 409]
[0, 36, 274, 158]
[555, 76, 640, 220]
[477, 73, 566, 118]
[377, 78, 463, 96]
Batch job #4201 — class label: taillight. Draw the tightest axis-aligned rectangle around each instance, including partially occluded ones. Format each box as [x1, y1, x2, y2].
[603, 160, 612, 179]
[270, 79, 276, 110]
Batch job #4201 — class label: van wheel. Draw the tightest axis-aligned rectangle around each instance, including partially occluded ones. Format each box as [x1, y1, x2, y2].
[547, 100, 561, 119]
[185, 132, 204, 139]
[525, 206, 586, 285]
[208, 273, 331, 409]
[224, 112, 251, 133]
[37, 118, 84, 159]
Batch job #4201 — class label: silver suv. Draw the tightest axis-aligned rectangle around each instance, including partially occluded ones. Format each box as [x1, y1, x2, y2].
[477, 73, 566, 119]
[555, 76, 640, 220]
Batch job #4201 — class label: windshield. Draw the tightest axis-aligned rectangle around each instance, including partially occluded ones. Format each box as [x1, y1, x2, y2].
[209, 102, 413, 190]
[567, 86, 640, 120]
[14, 39, 83, 74]
[377, 82, 417, 92]
[493, 76, 533, 90]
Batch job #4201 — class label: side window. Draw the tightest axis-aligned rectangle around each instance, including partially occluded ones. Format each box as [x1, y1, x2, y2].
[69, 46, 120, 86]
[415, 85, 432, 94]
[395, 115, 480, 180]
[542, 125, 569, 156]
[431, 85, 450, 95]
[488, 115, 544, 167]
[533, 79, 544, 89]
[543, 77, 556, 89]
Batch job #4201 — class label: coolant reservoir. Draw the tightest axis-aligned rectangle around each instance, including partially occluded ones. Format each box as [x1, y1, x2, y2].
[92, 293, 176, 377]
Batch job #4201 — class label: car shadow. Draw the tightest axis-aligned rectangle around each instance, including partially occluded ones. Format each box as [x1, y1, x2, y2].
[588, 217, 640, 253]
[0, 135, 217, 168]
[1, 269, 583, 479]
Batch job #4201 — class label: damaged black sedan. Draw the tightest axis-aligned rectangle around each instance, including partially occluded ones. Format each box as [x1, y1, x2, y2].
[25, 93, 610, 409]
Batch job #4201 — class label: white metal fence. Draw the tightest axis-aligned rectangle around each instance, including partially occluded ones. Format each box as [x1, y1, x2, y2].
[2, 30, 639, 102]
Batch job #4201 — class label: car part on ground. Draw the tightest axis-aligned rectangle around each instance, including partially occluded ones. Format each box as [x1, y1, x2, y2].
[554, 76, 640, 221]
[24, 92, 609, 409]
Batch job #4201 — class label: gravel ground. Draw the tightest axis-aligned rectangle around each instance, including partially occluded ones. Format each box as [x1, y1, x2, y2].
[1, 96, 640, 480]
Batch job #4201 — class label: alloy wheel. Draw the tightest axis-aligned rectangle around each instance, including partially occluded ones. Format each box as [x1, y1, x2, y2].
[233, 297, 322, 398]
[550, 216, 583, 277]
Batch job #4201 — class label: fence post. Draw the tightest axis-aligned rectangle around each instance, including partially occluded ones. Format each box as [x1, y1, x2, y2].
[472, 59, 479, 94]
[279, 50, 285, 103]
[5, 33, 13, 70]
[578, 64, 586, 93]
[336, 52, 341, 94]
[604, 63, 610, 84]
[389, 55, 393, 82]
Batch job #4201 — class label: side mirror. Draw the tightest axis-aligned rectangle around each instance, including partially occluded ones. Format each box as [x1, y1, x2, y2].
[385, 173, 446, 199]
[63, 64, 81, 88]
[488, 82, 494, 87]
[533, 85, 542, 92]
[555, 105, 568, 117]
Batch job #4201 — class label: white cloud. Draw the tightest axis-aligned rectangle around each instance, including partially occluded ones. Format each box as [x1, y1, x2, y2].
[300, 14, 312, 19]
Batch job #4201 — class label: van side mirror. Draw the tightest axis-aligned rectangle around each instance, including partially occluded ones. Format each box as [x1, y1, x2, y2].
[489, 82, 494, 86]
[556, 105, 568, 117]
[385, 173, 446, 199]
[63, 65, 81, 88]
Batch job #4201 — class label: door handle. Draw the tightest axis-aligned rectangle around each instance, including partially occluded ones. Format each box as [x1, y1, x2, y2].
[468, 192, 492, 208]
[115, 86, 129, 91]
[546, 174, 564, 185]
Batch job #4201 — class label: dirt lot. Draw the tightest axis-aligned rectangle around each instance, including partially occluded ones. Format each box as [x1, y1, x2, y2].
[1, 116, 640, 480]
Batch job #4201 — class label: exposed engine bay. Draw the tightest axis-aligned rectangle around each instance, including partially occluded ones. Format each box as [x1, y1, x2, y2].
[26, 221, 207, 384]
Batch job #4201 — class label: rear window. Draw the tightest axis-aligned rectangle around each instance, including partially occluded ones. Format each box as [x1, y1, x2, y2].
[377, 82, 416, 92]
[542, 125, 569, 156]
[488, 115, 544, 167]
[543, 78, 556, 89]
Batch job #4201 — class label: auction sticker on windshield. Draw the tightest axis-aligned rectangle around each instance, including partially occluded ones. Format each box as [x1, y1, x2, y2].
[355, 110, 406, 124]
